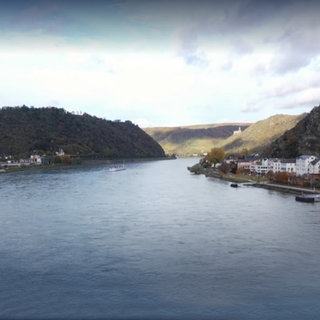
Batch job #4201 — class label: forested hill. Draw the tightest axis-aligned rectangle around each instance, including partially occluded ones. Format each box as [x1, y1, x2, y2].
[263, 105, 320, 158]
[0, 106, 165, 159]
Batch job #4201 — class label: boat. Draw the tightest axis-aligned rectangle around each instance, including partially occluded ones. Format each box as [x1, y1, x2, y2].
[109, 166, 126, 172]
[295, 194, 320, 203]
[109, 162, 126, 172]
[230, 183, 238, 188]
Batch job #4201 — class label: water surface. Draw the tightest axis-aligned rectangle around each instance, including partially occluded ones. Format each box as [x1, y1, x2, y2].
[1, 158, 320, 319]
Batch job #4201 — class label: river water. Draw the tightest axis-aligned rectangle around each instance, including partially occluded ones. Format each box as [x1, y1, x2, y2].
[0, 158, 320, 319]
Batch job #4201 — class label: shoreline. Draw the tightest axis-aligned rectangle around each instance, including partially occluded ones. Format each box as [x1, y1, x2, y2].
[0, 156, 174, 174]
[188, 165, 319, 196]
[245, 182, 320, 195]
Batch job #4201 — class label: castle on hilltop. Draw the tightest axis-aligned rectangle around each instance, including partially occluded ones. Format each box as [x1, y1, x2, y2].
[233, 127, 242, 135]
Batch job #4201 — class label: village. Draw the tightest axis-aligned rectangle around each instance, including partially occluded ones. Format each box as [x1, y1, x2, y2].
[223, 154, 320, 189]
[236, 155, 319, 177]
[187, 152, 320, 191]
[0, 149, 67, 171]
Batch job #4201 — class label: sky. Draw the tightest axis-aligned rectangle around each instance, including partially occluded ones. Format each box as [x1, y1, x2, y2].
[0, 0, 320, 127]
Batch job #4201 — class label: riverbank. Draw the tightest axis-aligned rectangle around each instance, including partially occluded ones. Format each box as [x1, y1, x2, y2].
[1, 155, 175, 174]
[214, 172, 319, 196]
[187, 164, 319, 195]
[246, 182, 320, 195]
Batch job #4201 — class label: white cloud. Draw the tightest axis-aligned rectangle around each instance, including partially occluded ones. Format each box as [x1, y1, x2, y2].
[1, 1, 320, 126]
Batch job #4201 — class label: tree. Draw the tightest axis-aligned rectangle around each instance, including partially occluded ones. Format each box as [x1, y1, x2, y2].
[0, 106, 165, 159]
[230, 161, 238, 174]
[240, 148, 249, 158]
[205, 148, 225, 168]
[219, 161, 230, 174]
[274, 172, 291, 184]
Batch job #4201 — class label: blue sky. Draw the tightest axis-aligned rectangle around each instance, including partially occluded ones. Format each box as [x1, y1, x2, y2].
[0, 0, 320, 127]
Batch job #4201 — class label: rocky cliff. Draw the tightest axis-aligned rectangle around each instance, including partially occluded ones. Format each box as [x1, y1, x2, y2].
[264, 105, 320, 158]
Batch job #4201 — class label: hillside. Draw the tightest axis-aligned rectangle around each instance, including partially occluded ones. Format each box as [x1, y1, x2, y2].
[144, 114, 305, 156]
[0, 106, 165, 159]
[144, 123, 250, 155]
[264, 105, 320, 158]
[218, 113, 306, 155]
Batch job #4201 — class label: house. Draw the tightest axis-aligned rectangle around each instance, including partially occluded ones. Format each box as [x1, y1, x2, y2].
[268, 159, 281, 173]
[308, 158, 320, 175]
[56, 148, 65, 156]
[295, 155, 317, 176]
[280, 159, 296, 174]
[249, 158, 296, 175]
[250, 158, 269, 175]
[30, 154, 42, 165]
[40, 156, 50, 165]
[237, 160, 251, 171]
[30, 155, 50, 165]
[268, 159, 296, 174]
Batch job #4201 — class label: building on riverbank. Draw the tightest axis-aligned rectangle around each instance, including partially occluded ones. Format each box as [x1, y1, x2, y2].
[249, 158, 296, 175]
[248, 155, 320, 177]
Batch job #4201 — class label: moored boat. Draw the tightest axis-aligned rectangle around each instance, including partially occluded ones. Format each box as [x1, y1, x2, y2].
[295, 194, 320, 203]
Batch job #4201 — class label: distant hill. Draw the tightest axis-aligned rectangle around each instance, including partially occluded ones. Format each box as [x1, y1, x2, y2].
[144, 114, 305, 156]
[144, 123, 250, 155]
[0, 106, 165, 159]
[263, 105, 320, 158]
[218, 113, 306, 155]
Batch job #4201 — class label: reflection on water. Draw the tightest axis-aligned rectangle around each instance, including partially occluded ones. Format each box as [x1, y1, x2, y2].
[0, 159, 320, 319]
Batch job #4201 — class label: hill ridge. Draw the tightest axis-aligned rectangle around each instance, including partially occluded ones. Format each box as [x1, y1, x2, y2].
[264, 105, 320, 157]
[0, 106, 165, 159]
[144, 114, 306, 156]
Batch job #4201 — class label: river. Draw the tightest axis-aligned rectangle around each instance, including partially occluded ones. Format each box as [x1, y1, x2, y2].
[0, 158, 320, 319]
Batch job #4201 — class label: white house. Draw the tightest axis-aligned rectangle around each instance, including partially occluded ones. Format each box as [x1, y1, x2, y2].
[269, 159, 282, 173]
[250, 158, 269, 175]
[56, 148, 65, 156]
[308, 158, 320, 175]
[250, 158, 296, 175]
[295, 155, 317, 176]
[280, 160, 296, 173]
[30, 154, 42, 165]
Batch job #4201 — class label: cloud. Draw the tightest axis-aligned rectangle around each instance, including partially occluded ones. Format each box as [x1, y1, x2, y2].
[241, 72, 320, 119]
[1, 0, 320, 126]
[182, 51, 210, 68]
[241, 101, 261, 113]
[270, 30, 320, 74]
[278, 89, 320, 110]
[264, 76, 320, 99]
[265, 3, 320, 74]
[7, 1, 63, 34]
[234, 0, 288, 30]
